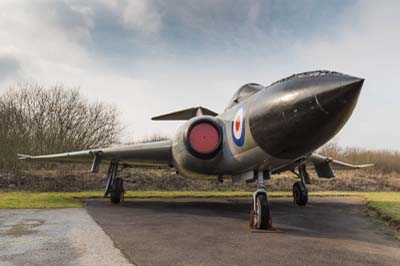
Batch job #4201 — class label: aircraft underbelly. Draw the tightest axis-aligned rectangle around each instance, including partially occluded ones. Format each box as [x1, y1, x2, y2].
[219, 144, 295, 175]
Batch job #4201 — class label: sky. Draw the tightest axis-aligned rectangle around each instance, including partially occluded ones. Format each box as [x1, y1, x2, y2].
[0, 0, 399, 150]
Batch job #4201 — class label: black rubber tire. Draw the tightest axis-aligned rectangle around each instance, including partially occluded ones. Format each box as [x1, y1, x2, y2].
[110, 178, 124, 204]
[293, 181, 308, 206]
[252, 193, 272, 229]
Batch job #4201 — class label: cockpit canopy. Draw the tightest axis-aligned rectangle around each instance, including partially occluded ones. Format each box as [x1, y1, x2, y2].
[226, 83, 263, 110]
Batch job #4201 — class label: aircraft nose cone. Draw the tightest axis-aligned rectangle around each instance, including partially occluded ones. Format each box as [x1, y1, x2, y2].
[249, 72, 364, 159]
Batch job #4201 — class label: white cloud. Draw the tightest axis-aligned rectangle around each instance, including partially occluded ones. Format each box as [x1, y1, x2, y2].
[99, 0, 162, 33]
[0, 1, 166, 141]
[0, 1, 94, 84]
[0, 53, 21, 82]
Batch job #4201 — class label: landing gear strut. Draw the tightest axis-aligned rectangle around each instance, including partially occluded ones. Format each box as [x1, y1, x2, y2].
[250, 171, 272, 229]
[292, 165, 309, 206]
[104, 160, 125, 204]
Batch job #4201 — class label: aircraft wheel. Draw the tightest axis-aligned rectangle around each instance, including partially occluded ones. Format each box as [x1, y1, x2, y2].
[293, 181, 308, 206]
[110, 178, 124, 204]
[251, 193, 272, 229]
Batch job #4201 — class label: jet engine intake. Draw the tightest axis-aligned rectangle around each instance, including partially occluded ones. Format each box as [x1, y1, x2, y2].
[184, 118, 222, 159]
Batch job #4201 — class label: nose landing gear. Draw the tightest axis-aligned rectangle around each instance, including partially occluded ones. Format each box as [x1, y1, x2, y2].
[250, 171, 272, 229]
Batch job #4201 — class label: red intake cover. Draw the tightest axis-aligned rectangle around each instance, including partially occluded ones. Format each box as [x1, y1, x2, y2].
[188, 122, 220, 154]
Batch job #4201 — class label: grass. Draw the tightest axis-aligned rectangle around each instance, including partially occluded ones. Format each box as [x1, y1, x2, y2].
[0, 191, 399, 236]
[0, 192, 83, 208]
[0, 191, 272, 209]
[0, 191, 254, 208]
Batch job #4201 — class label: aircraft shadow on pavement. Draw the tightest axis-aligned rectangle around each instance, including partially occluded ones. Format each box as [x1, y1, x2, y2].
[85, 197, 397, 244]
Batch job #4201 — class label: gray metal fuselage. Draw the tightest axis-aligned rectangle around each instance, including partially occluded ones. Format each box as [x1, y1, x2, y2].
[171, 71, 364, 179]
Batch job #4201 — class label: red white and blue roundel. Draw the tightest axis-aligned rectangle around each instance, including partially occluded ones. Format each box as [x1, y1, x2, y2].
[231, 107, 245, 147]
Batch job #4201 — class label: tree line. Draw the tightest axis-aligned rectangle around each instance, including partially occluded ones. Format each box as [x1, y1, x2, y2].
[0, 85, 121, 168]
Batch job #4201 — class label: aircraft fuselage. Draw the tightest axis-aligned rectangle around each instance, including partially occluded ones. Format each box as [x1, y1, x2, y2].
[172, 71, 364, 179]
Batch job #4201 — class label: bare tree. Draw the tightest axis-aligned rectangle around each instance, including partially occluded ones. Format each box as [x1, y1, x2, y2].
[0, 84, 121, 168]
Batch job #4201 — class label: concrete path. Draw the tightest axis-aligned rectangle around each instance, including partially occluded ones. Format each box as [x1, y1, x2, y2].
[0, 208, 132, 266]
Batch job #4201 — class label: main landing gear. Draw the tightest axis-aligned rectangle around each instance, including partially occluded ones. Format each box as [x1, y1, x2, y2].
[292, 165, 310, 206]
[250, 171, 272, 229]
[104, 160, 125, 204]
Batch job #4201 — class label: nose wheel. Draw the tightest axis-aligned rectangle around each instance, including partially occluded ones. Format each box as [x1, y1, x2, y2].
[250, 170, 272, 230]
[250, 192, 272, 229]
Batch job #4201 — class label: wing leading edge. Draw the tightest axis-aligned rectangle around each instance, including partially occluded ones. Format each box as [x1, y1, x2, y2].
[151, 106, 218, 121]
[18, 140, 173, 168]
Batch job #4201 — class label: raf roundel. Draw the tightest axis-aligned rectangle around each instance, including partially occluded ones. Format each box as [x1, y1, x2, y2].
[231, 107, 245, 147]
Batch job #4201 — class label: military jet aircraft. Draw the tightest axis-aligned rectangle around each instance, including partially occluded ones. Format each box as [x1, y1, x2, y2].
[18, 70, 372, 229]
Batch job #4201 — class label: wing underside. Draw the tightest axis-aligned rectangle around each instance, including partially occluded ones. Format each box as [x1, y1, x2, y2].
[18, 140, 173, 168]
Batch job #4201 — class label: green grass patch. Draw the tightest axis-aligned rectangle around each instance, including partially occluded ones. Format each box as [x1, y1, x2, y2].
[0, 192, 83, 209]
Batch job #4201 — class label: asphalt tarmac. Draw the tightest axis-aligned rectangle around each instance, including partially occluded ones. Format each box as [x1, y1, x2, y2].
[85, 197, 400, 266]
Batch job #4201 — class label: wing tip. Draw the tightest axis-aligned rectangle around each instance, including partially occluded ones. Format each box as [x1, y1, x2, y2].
[357, 164, 374, 168]
[17, 154, 32, 160]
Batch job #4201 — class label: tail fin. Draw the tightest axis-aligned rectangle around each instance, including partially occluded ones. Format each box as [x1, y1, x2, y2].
[151, 106, 218, 121]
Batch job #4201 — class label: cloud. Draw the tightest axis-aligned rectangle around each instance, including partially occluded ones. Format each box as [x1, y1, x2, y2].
[0, 54, 20, 82]
[97, 0, 162, 33]
[0, 1, 93, 74]
[122, 0, 162, 33]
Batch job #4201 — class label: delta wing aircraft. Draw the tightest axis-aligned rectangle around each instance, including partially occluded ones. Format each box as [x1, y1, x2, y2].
[19, 70, 372, 229]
